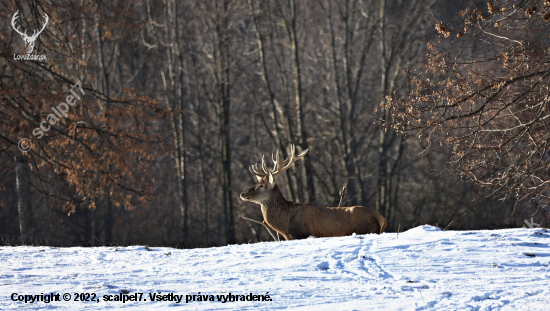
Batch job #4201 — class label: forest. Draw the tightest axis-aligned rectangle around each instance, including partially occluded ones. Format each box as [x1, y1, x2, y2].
[1, 0, 548, 247]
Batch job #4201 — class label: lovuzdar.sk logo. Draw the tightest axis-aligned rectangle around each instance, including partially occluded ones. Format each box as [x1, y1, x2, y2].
[11, 10, 48, 61]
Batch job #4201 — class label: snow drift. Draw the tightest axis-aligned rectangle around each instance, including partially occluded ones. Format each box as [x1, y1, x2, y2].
[1, 225, 549, 310]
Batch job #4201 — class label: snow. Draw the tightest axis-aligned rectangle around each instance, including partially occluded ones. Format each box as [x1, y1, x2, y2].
[1, 225, 549, 310]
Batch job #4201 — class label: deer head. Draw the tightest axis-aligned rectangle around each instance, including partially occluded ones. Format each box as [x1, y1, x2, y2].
[240, 144, 308, 204]
[11, 10, 49, 54]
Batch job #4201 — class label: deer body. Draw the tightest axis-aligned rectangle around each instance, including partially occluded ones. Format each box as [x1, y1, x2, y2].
[240, 145, 387, 240]
[254, 185, 386, 240]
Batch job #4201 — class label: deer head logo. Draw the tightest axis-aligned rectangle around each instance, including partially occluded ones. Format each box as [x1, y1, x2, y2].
[11, 10, 48, 54]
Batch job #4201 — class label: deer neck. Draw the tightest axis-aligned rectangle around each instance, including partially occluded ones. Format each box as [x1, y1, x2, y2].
[260, 185, 292, 233]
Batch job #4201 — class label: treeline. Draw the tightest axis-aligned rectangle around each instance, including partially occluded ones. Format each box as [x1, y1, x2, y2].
[0, 0, 541, 248]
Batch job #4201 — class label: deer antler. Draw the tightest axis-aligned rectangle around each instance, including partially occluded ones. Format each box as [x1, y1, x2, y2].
[271, 144, 308, 175]
[30, 13, 49, 40]
[11, 11, 27, 38]
[249, 144, 308, 180]
[11, 11, 48, 39]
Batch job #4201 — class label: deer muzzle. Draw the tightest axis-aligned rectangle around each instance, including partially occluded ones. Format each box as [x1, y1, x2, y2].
[240, 192, 250, 201]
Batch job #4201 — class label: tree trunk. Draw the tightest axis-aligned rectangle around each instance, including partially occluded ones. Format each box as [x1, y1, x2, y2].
[220, 97, 235, 244]
[15, 155, 33, 243]
[104, 196, 113, 244]
[289, 0, 315, 203]
[377, 0, 388, 218]
[90, 207, 96, 246]
[217, 0, 236, 245]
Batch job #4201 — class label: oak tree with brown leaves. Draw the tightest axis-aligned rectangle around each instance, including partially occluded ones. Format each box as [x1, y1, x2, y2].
[0, 1, 166, 243]
[388, 0, 550, 226]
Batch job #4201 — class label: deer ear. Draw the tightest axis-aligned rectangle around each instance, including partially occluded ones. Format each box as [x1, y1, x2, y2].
[255, 175, 263, 182]
[268, 172, 274, 184]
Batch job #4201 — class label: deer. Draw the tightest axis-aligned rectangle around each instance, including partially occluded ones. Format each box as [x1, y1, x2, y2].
[240, 145, 387, 240]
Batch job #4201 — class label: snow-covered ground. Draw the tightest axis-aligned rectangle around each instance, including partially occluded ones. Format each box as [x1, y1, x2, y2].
[1, 225, 549, 310]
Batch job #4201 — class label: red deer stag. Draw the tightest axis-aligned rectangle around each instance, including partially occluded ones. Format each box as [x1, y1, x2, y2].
[240, 145, 387, 240]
